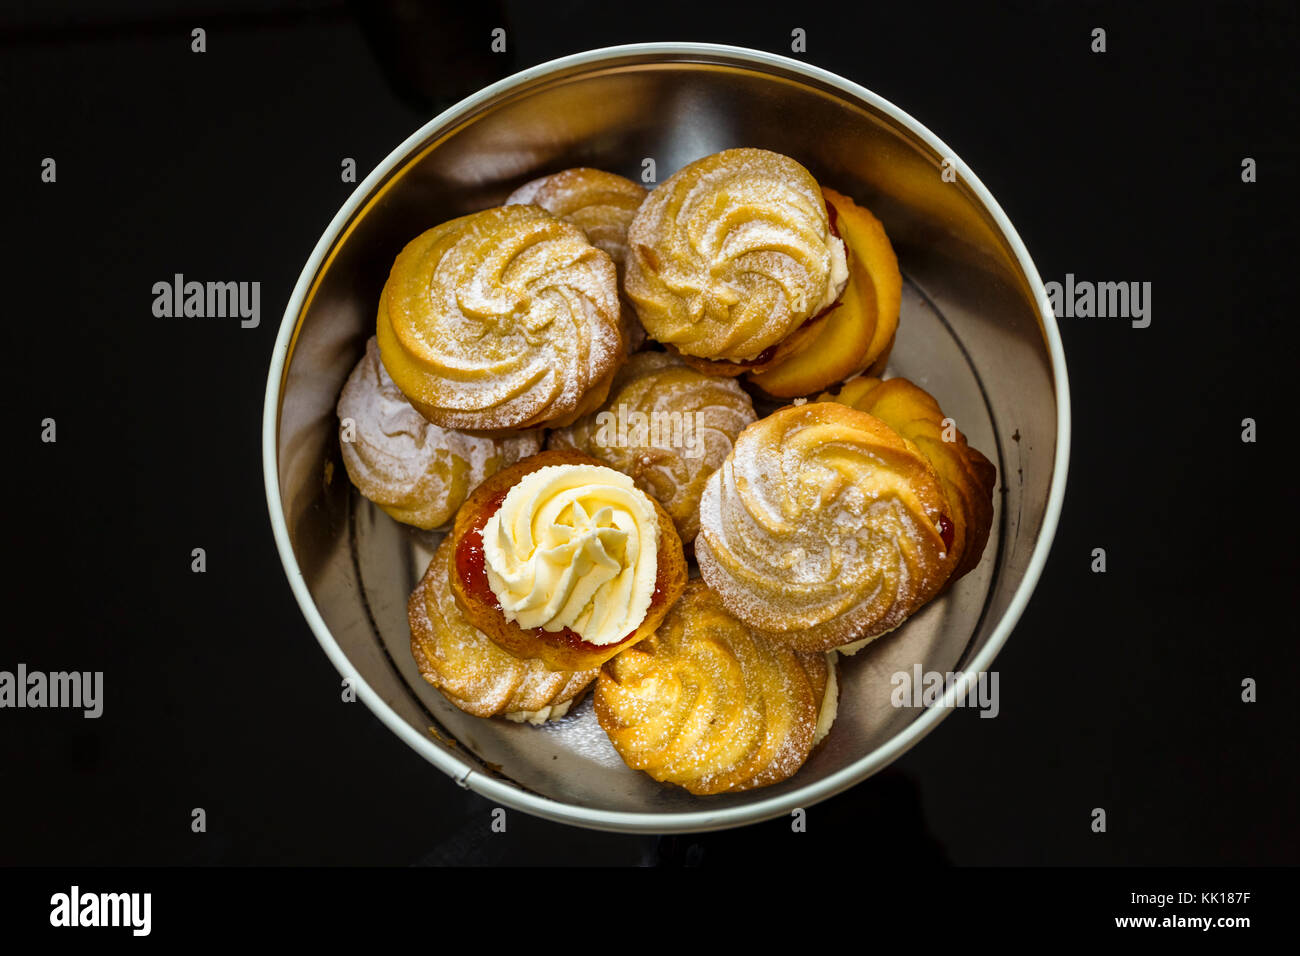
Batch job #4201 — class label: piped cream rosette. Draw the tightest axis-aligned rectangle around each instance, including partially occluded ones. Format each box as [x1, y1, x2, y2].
[448, 450, 688, 671]
[482, 464, 660, 647]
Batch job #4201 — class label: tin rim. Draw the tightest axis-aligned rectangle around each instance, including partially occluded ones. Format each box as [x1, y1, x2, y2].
[261, 42, 1072, 833]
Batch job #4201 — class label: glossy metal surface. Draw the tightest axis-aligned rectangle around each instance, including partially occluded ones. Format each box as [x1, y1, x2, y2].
[263, 43, 1070, 832]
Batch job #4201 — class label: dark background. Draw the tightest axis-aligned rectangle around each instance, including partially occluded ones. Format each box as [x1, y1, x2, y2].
[2, 0, 1296, 866]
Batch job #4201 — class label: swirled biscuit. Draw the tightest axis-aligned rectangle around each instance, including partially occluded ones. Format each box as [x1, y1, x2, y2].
[506, 167, 646, 272]
[624, 148, 848, 364]
[595, 580, 837, 795]
[336, 337, 541, 529]
[547, 351, 757, 542]
[376, 205, 624, 432]
[748, 187, 902, 397]
[507, 167, 649, 354]
[820, 376, 996, 583]
[695, 402, 955, 653]
[409, 538, 596, 721]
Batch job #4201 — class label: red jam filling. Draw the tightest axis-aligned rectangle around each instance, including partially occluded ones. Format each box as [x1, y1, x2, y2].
[825, 196, 841, 238]
[745, 344, 779, 367]
[937, 514, 955, 554]
[455, 488, 666, 653]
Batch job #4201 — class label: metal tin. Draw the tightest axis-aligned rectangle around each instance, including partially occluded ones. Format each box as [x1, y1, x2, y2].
[262, 43, 1070, 833]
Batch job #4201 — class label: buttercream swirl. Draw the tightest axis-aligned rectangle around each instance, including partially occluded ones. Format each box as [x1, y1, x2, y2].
[481, 464, 660, 646]
[624, 148, 848, 362]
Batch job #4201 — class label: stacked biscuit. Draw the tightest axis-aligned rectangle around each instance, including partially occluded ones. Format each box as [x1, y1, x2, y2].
[335, 150, 995, 796]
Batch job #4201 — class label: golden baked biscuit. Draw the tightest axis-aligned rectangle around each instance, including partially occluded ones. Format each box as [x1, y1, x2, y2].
[748, 188, 901, 397]
[448, 450, 688, 672]
[376, 205, 624, 432]
[506, 167, 646, 271]
[595, 580, 837, 795]
[624, 148, 848, 368]
[820, 376, 996, 584]
[336, 337, 541, 529]
[409, 538, 597, 721]
[547, 351, 757, 542]
[507, 167, 649, 354]
[695, 402, 954, 653]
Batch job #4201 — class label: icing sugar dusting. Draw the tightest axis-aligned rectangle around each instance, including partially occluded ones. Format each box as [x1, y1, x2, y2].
[547, 351, 757, 541]
[695, 403, 952, 649]
[506, 168, 649, 355]
[379, 204, 623, 430]
[593, 581, 828, 794]
[337, 337, 541, 529]
[408, 539, 597, 717]
[624, 148, 841, 361]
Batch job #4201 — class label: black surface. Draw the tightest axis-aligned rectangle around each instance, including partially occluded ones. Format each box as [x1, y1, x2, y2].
[2, 0, 1297, 867]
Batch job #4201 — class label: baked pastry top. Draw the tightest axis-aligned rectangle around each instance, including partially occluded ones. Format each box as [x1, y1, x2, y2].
[376, 204, 625, 432]
[624, 148, 848, 365]
[595, 579, 836, 795]
[336, 337, 541, 529]
[448, 449, 688, 671]
[695, 401, 954, 652]
[748, 187, 901, 397]
[507, 167, 649, 356]
[820, 376, 996, 584]
[409, 537, 597, 721]
[506, 167, 646, 274]
[547, 350, 757, 542]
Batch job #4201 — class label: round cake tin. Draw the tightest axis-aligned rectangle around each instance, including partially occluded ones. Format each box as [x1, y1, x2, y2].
[262, 42, 1071, 833]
